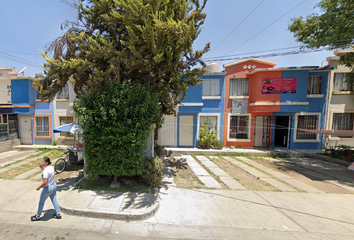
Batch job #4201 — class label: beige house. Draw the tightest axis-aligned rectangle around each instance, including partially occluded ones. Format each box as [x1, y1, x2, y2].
[325, 50, 354, 147]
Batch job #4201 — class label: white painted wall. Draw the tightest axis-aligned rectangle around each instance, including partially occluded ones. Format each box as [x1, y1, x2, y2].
[0, 79, 11, 104]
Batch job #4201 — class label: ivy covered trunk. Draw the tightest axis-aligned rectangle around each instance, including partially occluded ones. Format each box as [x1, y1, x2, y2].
[74, 82, 161, 180]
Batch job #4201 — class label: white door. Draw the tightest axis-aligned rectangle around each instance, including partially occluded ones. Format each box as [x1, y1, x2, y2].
[158, 115, 177, 147]
[179, 116, 193, 146]
[20, 117, 32, 144]
[254, 116, 263, 147]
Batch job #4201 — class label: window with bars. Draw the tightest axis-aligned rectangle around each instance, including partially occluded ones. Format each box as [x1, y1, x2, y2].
[202, 79, 220, 96]
[59, 116, 74, 137]
[57, 84, 69, 99]
[35, 116, 50, 137]
[307, 76, 322, 94]
[332, 113, 354, 138]
[230, 78, 248, 97]
[296, 115, 319, 140]
[229, 115, 249, 139]
[199, 116, 218, 136]
[334, 73, 354, 91]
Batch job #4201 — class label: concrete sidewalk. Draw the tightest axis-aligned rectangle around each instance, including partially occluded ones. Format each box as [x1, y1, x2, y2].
[58, 186, 159, 221]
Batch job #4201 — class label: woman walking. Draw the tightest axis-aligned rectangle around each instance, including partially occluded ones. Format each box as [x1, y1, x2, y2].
[31, 157, 62, 221]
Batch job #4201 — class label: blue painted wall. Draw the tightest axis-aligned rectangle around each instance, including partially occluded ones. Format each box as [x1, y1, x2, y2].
[178, 73, 226, 147]
[11, 79, 35, 114]
[270, 70, 329, 149]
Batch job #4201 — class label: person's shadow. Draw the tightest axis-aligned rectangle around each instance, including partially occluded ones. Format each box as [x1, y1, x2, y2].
[39, 209, 57, 221]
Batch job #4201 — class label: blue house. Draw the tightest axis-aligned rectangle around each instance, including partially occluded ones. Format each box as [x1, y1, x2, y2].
[177, 67, 226, 147]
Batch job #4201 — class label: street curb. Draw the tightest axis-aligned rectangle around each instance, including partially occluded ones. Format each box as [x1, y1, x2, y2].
[58, 181, 160, 221]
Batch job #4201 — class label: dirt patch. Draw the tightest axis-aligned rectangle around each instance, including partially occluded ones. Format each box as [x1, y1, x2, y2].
[166, 156, 205, 189]
[251, 158, 353, 194]
[212, 156, 279, 191]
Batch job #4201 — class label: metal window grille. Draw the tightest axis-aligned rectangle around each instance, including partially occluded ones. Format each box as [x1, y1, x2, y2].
[202, 79, 220, 96]
[36, 117, 50, 137]
[296, 115, 318, 140]
[57, 84, 69, 99]
[229, 116, 249, 139]
[59, 116, 74, 137]
[230, 78, 248, 96]
[332, 113, 354, 138]
[307, 76, 322, 94]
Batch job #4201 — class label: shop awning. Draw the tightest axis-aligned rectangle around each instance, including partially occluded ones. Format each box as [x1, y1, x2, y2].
[53, 123, 82, 134]
[298, 129, 354, 137]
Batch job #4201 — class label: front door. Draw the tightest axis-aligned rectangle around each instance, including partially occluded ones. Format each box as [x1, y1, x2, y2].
[179, 116, 193, 146]
[20, 116, 32, 144]
[274, 116, 291, 148]
[254, 116, 271, 148]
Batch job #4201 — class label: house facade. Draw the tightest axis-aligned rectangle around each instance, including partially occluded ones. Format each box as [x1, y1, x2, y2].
[176, 64, 226, 147]
[325, 50, 354, 147]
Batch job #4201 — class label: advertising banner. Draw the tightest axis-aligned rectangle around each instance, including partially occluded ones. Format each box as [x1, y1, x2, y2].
[262, 77, 297, 94]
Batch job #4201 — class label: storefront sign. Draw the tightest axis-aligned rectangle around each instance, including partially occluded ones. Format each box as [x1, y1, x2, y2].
[262, 77, 297, 94]
[232, 99, 248, 114]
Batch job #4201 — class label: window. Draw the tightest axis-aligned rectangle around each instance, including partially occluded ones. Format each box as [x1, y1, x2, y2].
[202, 79, 220, 96]
[296, 115, 319, 140]
[35, 116, 50, 137]
[332, 113, 354, 138]
[57, 84, 69, 99]
[199, 115, 218, 136]
[229, 115, 249, 139]
[307, 76, 322, 94]
[230, 78, 248, 96]
[334, 73, 354, 91]
[59, 116, 74, 137]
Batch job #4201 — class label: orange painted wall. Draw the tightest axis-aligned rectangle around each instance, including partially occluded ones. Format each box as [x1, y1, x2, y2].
[223, 60, 276, 148]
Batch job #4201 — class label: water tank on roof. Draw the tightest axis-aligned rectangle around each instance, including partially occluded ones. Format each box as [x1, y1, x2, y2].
[207, 62, 219, 72]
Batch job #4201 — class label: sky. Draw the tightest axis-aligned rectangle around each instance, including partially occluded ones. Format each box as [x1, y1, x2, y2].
[0, 0, 331, 77]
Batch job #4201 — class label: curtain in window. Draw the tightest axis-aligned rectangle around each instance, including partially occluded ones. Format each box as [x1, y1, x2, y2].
[230, 78, 248, 96]
[229, 116, 249, 139]
[334, 73, 353, 91]
[200, 116, 218, 133]
[333, 113, 354, 138]
[202, 79, 220, 96]
[296, 115, 318, 140]
[57, 84, 69, 99]
[307, 76, 322, 94]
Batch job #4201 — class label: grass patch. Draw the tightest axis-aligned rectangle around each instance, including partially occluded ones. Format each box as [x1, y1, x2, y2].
[75, 176, 155, 194]
[166, 156, 205, 189]
[0, 150, 65, 180]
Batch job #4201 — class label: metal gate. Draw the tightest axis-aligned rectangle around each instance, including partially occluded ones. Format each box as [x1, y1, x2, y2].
[254, 115, 271, 148]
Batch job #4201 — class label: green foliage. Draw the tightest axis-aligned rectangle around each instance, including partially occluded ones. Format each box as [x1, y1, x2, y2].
[74, 82, 162, 179]
[35, 0, 210, 115]
[140, 156, 164, 187]
[212, 140, 223, 148]
[289, 0, 354, 69]
[52, 139, 57, 146]
[324, 144, 354, 162]
[154, 144, 164, 157]
[198, 121, 218, 147]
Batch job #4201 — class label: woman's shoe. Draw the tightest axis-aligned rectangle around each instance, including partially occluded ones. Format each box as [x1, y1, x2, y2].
[31, 215, 40, 221]
[53, 214, 62, 219]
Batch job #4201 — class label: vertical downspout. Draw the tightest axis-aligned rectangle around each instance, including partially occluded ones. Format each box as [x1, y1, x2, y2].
[6, 115, 9, 140]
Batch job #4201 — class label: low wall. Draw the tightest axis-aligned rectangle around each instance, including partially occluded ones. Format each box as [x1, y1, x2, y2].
[0, 139, 21, 153]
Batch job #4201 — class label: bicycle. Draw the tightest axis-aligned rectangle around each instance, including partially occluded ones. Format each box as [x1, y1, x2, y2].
[54, 148, 81, 173]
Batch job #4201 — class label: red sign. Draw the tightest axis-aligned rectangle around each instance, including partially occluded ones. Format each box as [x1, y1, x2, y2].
[262, 77, 297, 94]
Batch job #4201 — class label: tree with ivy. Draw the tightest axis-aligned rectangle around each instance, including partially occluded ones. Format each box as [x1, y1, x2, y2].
[35, 0, 210, 115]
[289, 0, 354, 69]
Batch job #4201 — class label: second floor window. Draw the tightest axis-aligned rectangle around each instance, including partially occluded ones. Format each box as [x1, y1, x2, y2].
[307, 76, 322, 94]
[202, 79, 220, 97]
[334, 73, 354, 91]
[57, 84, 69, 99]
[230, 78, 248, 96]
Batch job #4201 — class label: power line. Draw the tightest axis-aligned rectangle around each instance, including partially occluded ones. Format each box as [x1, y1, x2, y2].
[0, 52, 42, 69]
[206, 0, 265, 56]
[224, 0, 308, 56]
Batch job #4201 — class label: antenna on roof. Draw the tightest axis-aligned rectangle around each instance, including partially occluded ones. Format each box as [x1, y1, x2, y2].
[18, 66, 27, 77]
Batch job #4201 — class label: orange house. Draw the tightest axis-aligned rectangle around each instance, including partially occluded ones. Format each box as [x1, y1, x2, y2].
[223, 59, 277, 148]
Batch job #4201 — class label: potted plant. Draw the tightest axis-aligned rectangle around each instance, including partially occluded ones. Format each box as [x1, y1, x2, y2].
[212, 140, 223, 150]
[198, 121, 218, 149]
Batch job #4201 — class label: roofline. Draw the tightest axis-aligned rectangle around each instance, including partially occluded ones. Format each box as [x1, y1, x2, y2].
[0, 67, 14, 70]
[223, 58, 277, 68]
[247, 66, 325, 75]
[204, 72, 227, 76]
